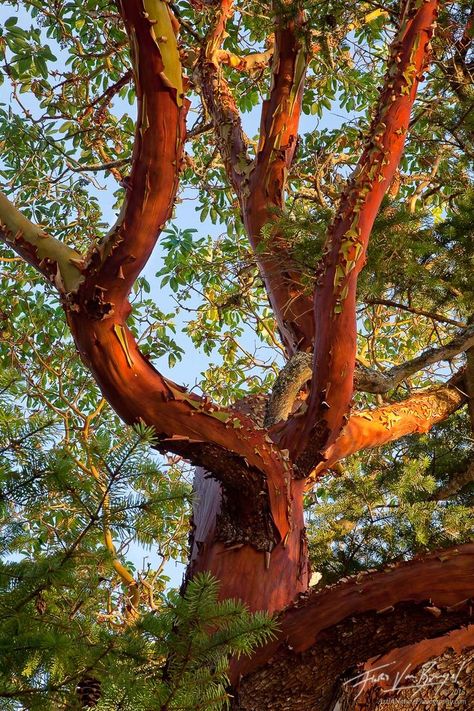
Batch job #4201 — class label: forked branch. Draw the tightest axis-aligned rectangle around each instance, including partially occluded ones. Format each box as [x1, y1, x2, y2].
[277, 0, 440, 472]
[0, 1, 293, 551]
[243, 2, 314, 355]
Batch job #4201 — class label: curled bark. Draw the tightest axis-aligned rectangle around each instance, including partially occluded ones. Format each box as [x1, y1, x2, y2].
[311, 372, 466, 480]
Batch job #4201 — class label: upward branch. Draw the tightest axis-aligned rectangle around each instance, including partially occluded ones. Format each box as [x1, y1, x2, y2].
[0, 192, 83, 292]
[196, 0, 253, 195]
[196, 1, 314, 356]
[276, 0, 440, 472]
[76, 0, 188, 318]
[244, 2, 314, 355]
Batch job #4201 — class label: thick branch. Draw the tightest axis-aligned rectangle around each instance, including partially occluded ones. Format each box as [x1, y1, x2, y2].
[0, 192, 83, 292]
[68, 311, 293, 550]
[311, 374, 466, 480]
[0, 2, 293, 554]
[266, 326, 473, 428]
[243, 3, 314, 355]
[197, 2, 314, 355]
[277, 1, 440, 471]
[233, 543, 474, 710]
[76, 0, 188, 314]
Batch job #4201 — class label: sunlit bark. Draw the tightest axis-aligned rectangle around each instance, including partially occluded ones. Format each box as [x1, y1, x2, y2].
[232, 543, 474, 710]
[278, 0, 440, 473]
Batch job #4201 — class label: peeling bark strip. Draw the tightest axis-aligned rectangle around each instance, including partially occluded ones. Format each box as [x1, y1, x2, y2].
[75, 0, 188, 318]
[232, 543, 474, 710]
[277, 0, 440, 472]
[312, 374, 466, 480]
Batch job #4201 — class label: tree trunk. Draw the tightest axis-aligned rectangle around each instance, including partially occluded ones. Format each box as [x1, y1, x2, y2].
[186, 396, 309, 613]
[187, 470, 309, 613]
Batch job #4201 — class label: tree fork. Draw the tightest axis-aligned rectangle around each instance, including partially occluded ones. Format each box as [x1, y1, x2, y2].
[277, 0, 440, 472]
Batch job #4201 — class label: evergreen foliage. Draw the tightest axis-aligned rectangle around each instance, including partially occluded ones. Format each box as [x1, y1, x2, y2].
[0, 371, 276, 709]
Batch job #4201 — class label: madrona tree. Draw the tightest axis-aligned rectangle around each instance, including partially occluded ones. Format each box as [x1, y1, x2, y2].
[0, 0, 473, 708]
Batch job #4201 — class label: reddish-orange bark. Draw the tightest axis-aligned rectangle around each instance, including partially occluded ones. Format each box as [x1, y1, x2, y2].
[350, 625, 474, 708]
[198, 1, 315, 355]
[243, 5, 314, 355]
[277, 0, 439, 472]
[187, 471, 308, 613]
[62, 0, 304, 611]
[311, 375, 466, 480]
[75, 0, 187, 317]
[232, 543, 474, 708]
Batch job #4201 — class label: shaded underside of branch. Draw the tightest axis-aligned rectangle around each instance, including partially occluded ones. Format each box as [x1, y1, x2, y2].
[232, 543, 474, 710]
